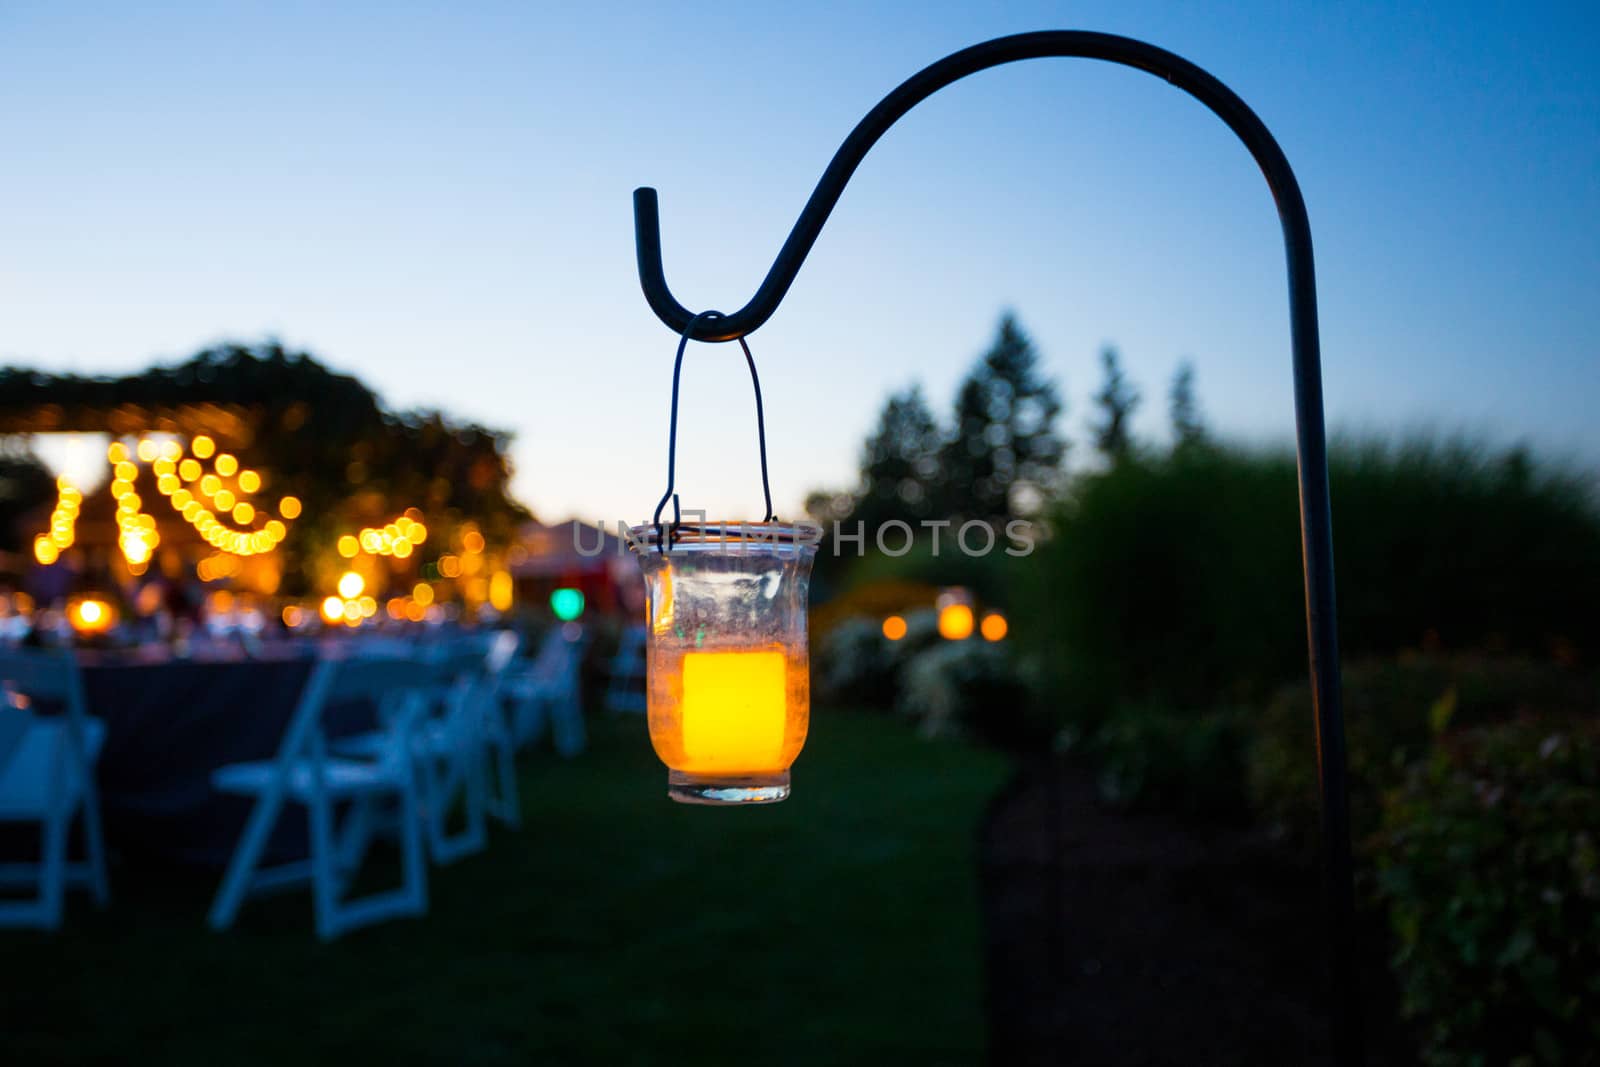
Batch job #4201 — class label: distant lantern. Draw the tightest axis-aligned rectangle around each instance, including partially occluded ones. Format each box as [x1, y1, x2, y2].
[882, 614, 908, 641]
[980, 611, 1008, 642]
[937, 603, 974, 640]
[936, 587, 977, 640]
[630, 522, 820, 805]
[549, 586, 584, 621]
[68, 596, 116, 636]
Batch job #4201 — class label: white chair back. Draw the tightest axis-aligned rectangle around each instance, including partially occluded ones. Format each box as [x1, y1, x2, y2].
[0, 648, 110, 929]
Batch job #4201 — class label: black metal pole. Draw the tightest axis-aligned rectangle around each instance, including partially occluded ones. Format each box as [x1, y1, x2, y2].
[630, 30, 1359, 1064]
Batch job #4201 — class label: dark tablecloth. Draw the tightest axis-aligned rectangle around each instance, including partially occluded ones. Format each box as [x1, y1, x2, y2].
[80, 656, 378, 868]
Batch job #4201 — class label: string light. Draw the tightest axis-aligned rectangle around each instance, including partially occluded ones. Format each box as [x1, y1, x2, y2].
[34, 476, 81, 564]
[109, 462, 159, 573]
[146, 437, 297, 561]
[345, 513, 428, 558]
[28, 438, 297, 578]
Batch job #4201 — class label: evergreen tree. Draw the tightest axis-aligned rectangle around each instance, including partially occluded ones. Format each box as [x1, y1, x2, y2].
[1169, 359, 1206, 449]
[853, 384, 942, 530]
[939, 313, 1065, 521]
[1089, 345, 1141, 463]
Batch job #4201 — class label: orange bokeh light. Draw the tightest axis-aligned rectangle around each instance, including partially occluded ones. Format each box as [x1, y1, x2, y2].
[937, 603, 974, 640]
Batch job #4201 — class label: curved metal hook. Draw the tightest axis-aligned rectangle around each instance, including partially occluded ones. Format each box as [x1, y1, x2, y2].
[630, 29, 1357, 1063]
[633, 30, 1313, 345]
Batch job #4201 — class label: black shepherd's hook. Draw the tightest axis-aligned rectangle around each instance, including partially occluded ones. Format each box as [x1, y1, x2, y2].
[651, 310, 776, 552]
[630, 30, 1359, 1064]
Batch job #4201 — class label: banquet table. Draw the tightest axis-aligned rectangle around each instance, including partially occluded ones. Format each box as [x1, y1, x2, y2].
[73, 652, 379, 868]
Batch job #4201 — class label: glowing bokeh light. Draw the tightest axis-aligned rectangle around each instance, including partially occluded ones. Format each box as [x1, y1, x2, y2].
[337, 571, 365, 599]
[980, 612, 1008, 642]
[549, 586, 584, 621]
[937, 603, 974, 640]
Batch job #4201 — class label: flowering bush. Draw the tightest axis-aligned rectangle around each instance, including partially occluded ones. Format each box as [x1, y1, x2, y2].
[1248, 657, 1597, 851]
[1375, 720, 1600, 1065]
[896, 637, 1029, 743]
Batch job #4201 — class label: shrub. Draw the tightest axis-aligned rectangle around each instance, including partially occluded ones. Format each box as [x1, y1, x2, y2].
[1089, 703, 1251, 817]
[896, 637, 1032, 745]
[1022, 444, 1309, 723]
[815, 608, 946, 711]
[815, 616, 899, 709]
[1248, 657, 1598, 851]
[1021, 436, 1600, 730]
[1375, 719, 1600, 1065]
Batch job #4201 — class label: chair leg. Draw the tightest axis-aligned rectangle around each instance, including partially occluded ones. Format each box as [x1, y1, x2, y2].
[490, 736, 521, 829]
[308, 794, 339, 941]
[423, 749, 486, 865]
[38, 808, 69, 931]
[80, 782, 110, 907]
[418, 754, 448, 861]
[335, 795, 374, 890]
[398, 770, 429, 917]
[209, 791, 285, 931]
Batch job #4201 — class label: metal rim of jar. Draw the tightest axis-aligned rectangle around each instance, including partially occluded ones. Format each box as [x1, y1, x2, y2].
[627, 520, 822, 550]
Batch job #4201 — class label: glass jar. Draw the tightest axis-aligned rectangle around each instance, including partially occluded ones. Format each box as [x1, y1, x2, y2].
[629, 521, 820, 804]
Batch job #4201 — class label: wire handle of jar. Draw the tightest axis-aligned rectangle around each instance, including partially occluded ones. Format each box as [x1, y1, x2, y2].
[651, 309, 776, 552]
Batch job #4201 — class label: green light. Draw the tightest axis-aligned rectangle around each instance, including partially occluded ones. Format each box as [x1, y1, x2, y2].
[550, 587, 585, 621]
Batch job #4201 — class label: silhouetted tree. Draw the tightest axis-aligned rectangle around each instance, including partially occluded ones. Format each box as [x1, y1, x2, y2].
[0, 447, 55, 551]
[938, 314, 1065, 521]
[1169, 359, 1206, 449]
[854, 384, 942, 531]
[0, 343, 528, 594]
[1089, 345, 1140, 463]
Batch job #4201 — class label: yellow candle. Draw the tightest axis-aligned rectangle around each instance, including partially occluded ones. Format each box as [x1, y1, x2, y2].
[680, 649, 787, 773]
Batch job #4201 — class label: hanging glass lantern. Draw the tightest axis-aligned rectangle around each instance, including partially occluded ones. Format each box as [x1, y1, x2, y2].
[631, 522, 819, 804]
[630, 309, 818, 804]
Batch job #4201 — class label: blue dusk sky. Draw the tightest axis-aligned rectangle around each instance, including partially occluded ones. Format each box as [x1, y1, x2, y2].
[2, 2, 1596, 521]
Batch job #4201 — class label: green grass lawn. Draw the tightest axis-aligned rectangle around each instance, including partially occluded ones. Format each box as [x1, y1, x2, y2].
[2, 710, 1008, 1066]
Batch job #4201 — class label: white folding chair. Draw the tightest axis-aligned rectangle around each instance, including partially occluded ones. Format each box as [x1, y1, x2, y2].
[506, 627, 589, 757]
[338, 669, 498, 864]
[338, 632, 525, 855]
[603, 624, 648, 714]
[207, 655, 435, 940]
[458, 629, 523, 829]
[0, 648, 110, 930]
[478, 668, 521, 829]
